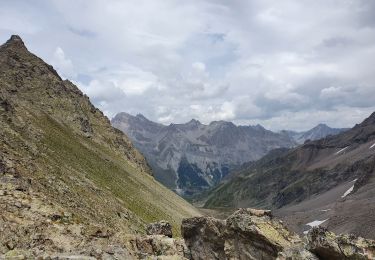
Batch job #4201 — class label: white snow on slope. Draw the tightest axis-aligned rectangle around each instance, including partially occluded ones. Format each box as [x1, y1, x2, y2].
[341, 179, 358, 198]
[303, 219, 329, 234]
[370, 143, 375, 149]
[335, 146, 348, 155]
[320, 209, 331, 212]
[306, 219, 329, 227]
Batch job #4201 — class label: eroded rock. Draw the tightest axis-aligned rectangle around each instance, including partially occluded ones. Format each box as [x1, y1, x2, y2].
[182, 208, 320, 260]
[225, 208, 300, 260]
[306, 227, 375, 259]
[182, 216, 226, 260]
[146, 220, 173, 238]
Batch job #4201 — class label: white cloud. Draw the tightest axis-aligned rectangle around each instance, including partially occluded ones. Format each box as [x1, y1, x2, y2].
[51, 47, 75, 79]
[0, 0, 375, 131]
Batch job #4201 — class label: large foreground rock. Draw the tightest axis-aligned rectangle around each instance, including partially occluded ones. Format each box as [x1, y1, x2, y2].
[182, 216, 226, 259]
[182, 208, 375, 260]
[182, 208, 309, 260]
[306, 227, 375, 259]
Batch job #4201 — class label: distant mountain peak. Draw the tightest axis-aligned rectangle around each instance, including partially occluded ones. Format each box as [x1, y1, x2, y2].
[254, 124, 266, 130]
[209, 120, 235, 128]
[282, 123, 349, 144]
[136, 113, 149, 121]
[186, 119, 201, 126]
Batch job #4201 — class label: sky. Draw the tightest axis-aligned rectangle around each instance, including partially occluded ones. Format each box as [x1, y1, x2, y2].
[1, 0, 375, 131]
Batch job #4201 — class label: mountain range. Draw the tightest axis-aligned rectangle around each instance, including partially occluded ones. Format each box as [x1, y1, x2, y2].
[112, 112, 347, 196]
[204, 111, 375, 238]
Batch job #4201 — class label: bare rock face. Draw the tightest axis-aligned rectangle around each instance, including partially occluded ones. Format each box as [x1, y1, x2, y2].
[182, 209, 375, 259]
[224, 208, 300, 260]
[146, 220, 173, 238]
[182, 208, 307, 260]
[125, 234, 189, 259]
[181, 217, 226, 260]
[306, 227, 375, 259]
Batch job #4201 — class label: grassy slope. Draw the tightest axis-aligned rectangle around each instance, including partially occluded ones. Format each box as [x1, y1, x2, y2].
[0, 36, 200, 237]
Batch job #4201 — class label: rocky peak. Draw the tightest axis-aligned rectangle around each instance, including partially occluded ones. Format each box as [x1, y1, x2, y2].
[1, 35, 27, 52]
[357, 111, 375, 127]
[209, 120, 236, 129]
[253, 123, 266, 131]
[136, 113, 149, 121]
[187, 119, 201, 125]
[315, 123, 328, 129]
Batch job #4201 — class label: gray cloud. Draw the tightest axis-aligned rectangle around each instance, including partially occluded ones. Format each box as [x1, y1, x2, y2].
[0, 0, 375, 131]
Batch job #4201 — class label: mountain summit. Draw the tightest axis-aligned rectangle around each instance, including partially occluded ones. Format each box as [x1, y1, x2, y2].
[281, 123, 348, 144]
[2, 34, 27, 50]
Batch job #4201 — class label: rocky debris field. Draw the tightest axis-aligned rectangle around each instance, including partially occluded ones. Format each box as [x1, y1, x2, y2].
[0, 173, 192, 259]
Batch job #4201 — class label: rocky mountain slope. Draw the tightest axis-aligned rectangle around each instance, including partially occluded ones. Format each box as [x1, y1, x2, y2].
[112, 112, 297, 196]
[281, 123, 348, 144]
[0, 35, 201, 258]
[204, 112, 375, 238]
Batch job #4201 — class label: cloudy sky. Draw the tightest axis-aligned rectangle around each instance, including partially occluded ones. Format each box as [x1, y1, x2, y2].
[1, 0, 375, 131]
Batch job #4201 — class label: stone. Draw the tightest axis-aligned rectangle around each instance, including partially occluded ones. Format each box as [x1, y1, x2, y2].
[182, 216, 226, 260]
[182, 208, 318, 260]
[224, 208, 298, 260]
[306, 227, 375, 259]
[146, 220, 173, 238]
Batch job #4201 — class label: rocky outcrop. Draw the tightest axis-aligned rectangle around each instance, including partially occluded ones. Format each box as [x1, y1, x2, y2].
[146, 220, 173, 238]
[125, 234, 189, 259]
[182, 208, 375, 260]
[182, 208, 302, 260]
[224, 208, 301, 259]
[182, 216, 226, 259]
[306, 227, 375, 259]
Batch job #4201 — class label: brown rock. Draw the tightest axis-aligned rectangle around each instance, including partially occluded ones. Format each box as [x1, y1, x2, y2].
[146, 220, 173, 238]
[306, 227, 375, 260]
[182, 216, 226, 260]
[182, 208, 315, 260]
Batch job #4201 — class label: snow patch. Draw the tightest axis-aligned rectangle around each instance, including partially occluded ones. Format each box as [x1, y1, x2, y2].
[306, 219, 329, 228]
[341, 179, 357, 198]
[303, 219, 329, 235]
[320, 209, 331, 212]
[370, 143, 375, 149]
[335, 146, 348, 155]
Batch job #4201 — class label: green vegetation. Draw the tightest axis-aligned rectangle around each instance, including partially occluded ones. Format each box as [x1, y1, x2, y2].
[32, 113, 200, 236]
[0, 36, 200, 238]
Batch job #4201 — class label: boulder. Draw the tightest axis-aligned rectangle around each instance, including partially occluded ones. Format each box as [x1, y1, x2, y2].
[182, 216, 226, 260]
[146, 220, 173, 238]
[306, 227, 375, 259]
[182, 208, 306, 260]
[224, 208, 300, 260]
[125, 234, 189, 259]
